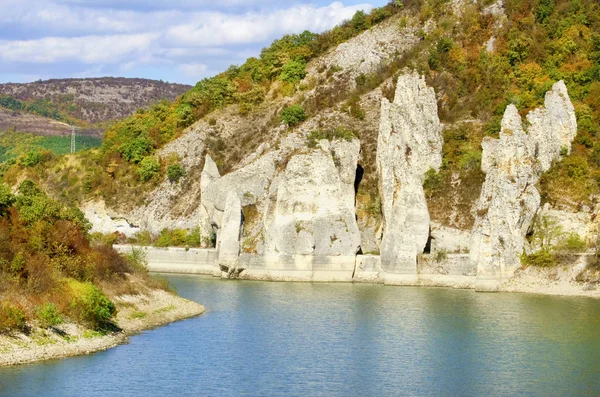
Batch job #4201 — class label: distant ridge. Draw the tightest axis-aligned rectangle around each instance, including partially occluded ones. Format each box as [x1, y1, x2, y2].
[0, 77, 192, 136]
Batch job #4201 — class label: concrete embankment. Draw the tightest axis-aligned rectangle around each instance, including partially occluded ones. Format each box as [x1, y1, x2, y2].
[113, 245, 600, 298]
[113, 245, 218, 275]
[113, 245, 478, 288]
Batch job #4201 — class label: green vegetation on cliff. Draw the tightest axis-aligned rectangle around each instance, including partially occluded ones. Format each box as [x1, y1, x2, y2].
[413, 0, 600, 209]
[91, 2, 405, 189]
[2, 0, 600, 223]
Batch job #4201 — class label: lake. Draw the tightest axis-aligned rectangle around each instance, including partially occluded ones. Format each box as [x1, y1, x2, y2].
[1, 275, 600, 396]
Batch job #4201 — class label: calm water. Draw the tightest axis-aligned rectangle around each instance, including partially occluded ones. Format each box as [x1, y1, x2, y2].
[1, 276, 600, 396]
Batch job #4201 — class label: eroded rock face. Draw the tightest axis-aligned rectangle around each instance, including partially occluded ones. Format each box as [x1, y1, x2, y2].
[263, 139, 361, 257]
[128, 129, 207, 233]
[216, 192, 242, 269]
[376, 72, 443, 274]
[199, 151, 278, 244]
[469, 81, 577, 290]
[201, 134, 362, 264]
[82, 200, 140, 237]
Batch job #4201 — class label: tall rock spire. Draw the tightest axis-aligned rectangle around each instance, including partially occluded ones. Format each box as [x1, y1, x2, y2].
[376, 71, 443, 276]
[469, 81, 577, 291]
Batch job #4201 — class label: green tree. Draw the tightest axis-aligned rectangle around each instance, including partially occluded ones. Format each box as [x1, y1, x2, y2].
[120, 134, 154, 164]
[351, 10, 369, 32]
[532, 216, 564, 252]
[138, 157, 160, 182]
[21, 151, 42, 167]
[0, 184, 14, 216]
[279, 60, 307, 83]
[167, 164, 185, 182]
[280, 105, 307, 127]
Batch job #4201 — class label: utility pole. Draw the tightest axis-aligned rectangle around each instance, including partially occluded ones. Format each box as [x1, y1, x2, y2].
[70, 125, 76, 154]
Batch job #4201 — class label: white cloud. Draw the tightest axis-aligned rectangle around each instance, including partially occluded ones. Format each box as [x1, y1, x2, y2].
[56, 0, 283, 10]
[165, 2, 372, 47]
[178, 63, 209, 79]
[0, 1, 377, 83]
[0, 34, 156, 63]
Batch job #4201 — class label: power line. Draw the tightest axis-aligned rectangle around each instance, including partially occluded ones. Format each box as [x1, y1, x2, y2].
[71, 125, 76, 154]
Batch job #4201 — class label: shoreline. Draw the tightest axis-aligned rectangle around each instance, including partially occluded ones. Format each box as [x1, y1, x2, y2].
[152, 270, 600, 301]
[113, 245, 600, 300]
[0, 289, 205, 367]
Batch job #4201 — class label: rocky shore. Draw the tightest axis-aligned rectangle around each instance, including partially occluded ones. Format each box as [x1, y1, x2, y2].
[0, 289, 204, 367]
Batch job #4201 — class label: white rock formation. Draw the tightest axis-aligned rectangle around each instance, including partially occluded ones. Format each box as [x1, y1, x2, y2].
[216, 192, 242, 269]
[483, 0, 507, 53]
[200, 132, 362, 269]
[430, 222, 471, 254]
[82, 200, 140, 237]
[128, 129, 207, 233]
[263, 139, 361, 257]
[306, 17, 420, 91]
[469, 81, 577, 290]
[199, 152, 278, 240]
[376, 72, 443, 274]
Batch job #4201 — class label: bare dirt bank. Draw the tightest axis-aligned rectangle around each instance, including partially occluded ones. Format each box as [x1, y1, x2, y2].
[499, 263, 600, 299]
[0, 289, 204, 367]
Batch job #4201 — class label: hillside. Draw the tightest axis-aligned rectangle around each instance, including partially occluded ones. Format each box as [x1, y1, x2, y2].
[3, 0, 600, 288]
[0, 77, 191, 132]
[0, 107, 73, 136]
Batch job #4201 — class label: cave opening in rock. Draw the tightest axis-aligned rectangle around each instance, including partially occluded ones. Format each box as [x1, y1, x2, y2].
[424, 226, 433, 254]
[354, 164, 364, 195]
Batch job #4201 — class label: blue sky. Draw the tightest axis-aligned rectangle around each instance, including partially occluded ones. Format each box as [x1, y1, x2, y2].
[0, 0, 388, 85]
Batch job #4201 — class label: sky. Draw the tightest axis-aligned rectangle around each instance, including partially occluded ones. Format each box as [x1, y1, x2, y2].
[0, 0, 388, 85]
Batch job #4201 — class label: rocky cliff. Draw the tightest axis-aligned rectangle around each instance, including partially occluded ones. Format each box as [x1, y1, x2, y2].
[377, 71, 443, 275]
[263, 138, 361, 258]
[469, 81, 577, 291]
[67, 0, 597, 291]
[198, 130, 362, 276]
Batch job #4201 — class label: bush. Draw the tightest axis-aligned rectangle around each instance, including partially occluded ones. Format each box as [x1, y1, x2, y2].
[185, 227, 202, 247]
[154, 229, 173, 247]
[123, 247, 148, 273]
[0, 303, 26, 333]
[435, 249, 448, 263]
[521, 250, 557, 268]
[306, 127, 356, 148]
[129, 230, 153, 246]
[21, 151, 42, 167]
[0, 183, 14, 215]
[37, 303, 63, 328]
[280, 105, 307, 127]
[344, 95, 365, 120]
[167, 163, 185, 183]
[559, 233, 587, 253]
[153, 228, 196, 247]
[120, 135, 154, 164]
[423, 168, 443, 197]
[279, 60, 307, 83]
[70, 281, 116, 330]
[138, 156, 160, 182]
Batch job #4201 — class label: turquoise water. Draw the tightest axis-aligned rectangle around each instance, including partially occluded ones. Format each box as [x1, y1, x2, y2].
[1, 275, 600, 396]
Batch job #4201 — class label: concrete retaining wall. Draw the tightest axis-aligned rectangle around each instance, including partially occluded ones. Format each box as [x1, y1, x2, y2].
[111, 245, 480, 287]
[110, 246, 598, 292]
[113, 245, 218, 275]
[238, 254, 357, 282]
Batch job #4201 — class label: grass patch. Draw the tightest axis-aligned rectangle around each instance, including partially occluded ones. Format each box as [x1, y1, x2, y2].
[153, 305, 176, 315]
[128, 311, 148, 320]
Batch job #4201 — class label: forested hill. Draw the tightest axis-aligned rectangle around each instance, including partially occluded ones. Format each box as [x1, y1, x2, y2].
[0, 78, 191, 131]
